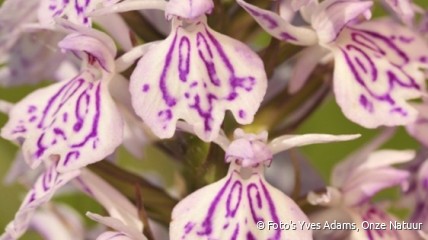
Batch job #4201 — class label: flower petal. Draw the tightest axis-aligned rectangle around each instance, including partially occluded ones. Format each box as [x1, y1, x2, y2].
[30, 205, 84, 240]
[237, 0, 318, 46]
[331, 20, 428, 128]
[170, 163, 312, 240]
[76, 170, 143, 232]
[97, 231, 134, 240]
[0, 30, 66, 86]
[37, 0, 116, 26]
[86, 213, 146, 240]
[1, 71, 123, 172]
[130, 19, 267, 141]
[93, 13, 133, 51]
[342, 167, 409, 206]
[0, 0, 38, 55]
[349, 205, 419, 239]
[1, 163, 79, 239]
[165, 0, 214, 20]
[59, 32, 116, 73]
[268, 134, 360, 155]
[289, 45, 328, 94]
[310, 0, 373, 44]
[383, 0, 414, 23]
[407, 104, 428, 147]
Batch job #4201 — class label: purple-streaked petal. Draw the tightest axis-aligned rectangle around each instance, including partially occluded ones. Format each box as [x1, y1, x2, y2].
[1, 163, 80, 239]
[1, 71, 124, 172]
[165, 0, 213, 20]
[0, 0, 39, 55]
[130, 19, 267, 141]
[289, 45, 328, 93]
[237, 0, 318, 46]
[37, 0, 117, 26]
[170, 163, 312, 240]
[331, 20, 428, 128]
[310, 0, 373, 44]
[89, 0, 167, 16]
[268, 134, 360, 155]
[349, 205, 419, 239]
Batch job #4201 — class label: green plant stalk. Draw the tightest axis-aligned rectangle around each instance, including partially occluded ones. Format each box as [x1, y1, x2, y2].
[89, 161, 178, 226]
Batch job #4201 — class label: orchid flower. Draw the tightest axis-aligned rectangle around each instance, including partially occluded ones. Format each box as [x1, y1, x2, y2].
[307, 130, 418, 239]
[76, 170, 147, 240]
[0, 21, 126, 172]
[238, 0, 428, 129]
[0, 0, 132, 87]
[170, 128, 360, 239]
[90, 0, 268, 142]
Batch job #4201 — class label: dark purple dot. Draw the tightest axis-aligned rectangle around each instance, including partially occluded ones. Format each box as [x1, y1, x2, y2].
[239, 110, 246, 119]
[142, 84, 150, 92]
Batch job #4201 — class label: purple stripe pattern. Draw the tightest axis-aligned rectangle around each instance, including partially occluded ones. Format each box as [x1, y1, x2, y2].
[130, 20, 267, 141]
[1, 70, 123, 172]
[2, 163, 79, 239]
[39, 0, 98, 26]
[170, 167, 312, 239]
[332, 20, 428, 128]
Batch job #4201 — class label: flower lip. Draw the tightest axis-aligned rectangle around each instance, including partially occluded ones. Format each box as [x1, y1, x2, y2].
[165, 0, 214, 20]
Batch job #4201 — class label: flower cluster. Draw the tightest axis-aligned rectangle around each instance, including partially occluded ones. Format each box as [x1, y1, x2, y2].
[0, 0, 428, 239]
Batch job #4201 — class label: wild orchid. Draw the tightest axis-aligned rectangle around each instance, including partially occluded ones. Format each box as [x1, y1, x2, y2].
[1, 0, 428, 239]
[170, 128, 359, 239]
[307, 130, 419, 239]
[238, 0, 428, 129]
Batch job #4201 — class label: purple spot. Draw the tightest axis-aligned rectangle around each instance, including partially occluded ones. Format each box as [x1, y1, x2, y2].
[142, 84, 150, 92]
[239, 110, 246, 119]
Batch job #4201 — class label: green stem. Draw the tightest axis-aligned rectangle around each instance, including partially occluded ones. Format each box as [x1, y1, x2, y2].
[89, 161, 178, 226]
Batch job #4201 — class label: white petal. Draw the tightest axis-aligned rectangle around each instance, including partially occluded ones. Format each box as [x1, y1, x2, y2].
[289, 45, 328, 94]
[237, 0, 318, 46]
[86, 213, 146, 240]
[330, 19, 428, 128]
[1, 164, 80, 239]
[130, 19, 267, 141]
[310, 0, 373, 44]
[0, 31, 66, 87]
[97, 231, 134, 240]
[349, 205, 419, 239]
[94, 13, 133, 51]
[76, 170, 142, 232]
[342, 168, 409, 206]
[170, 164, 312, 239]
[0, 0, 38, 55]
[30, 205, 84, 240]
[268, 134, 360, 155]
[1, 71, 124, 172]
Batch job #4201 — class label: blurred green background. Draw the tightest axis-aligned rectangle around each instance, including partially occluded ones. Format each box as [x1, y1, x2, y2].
[1, 0, 428, 239]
